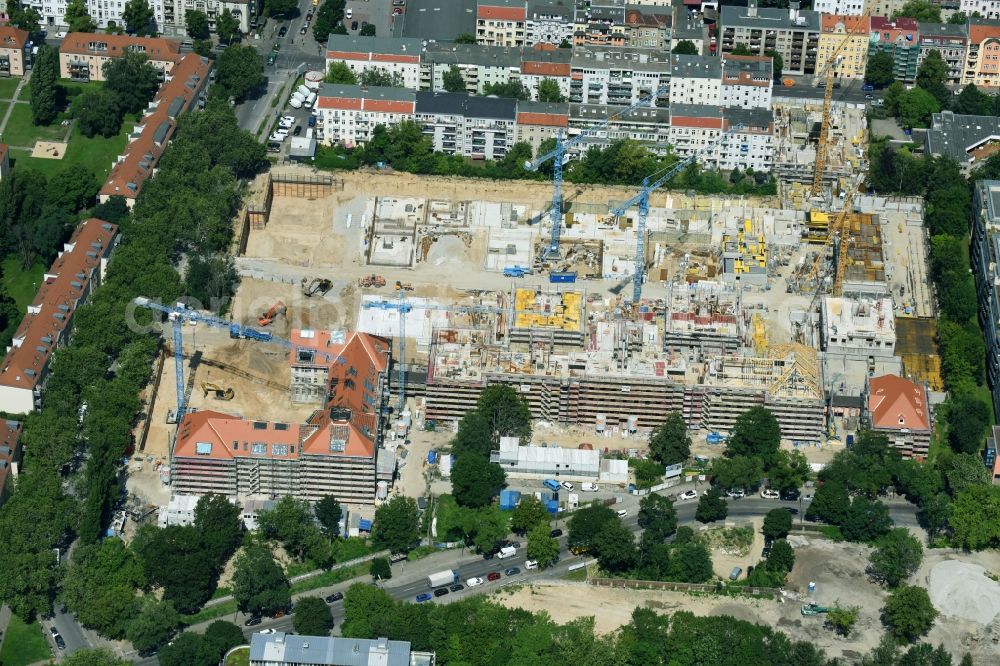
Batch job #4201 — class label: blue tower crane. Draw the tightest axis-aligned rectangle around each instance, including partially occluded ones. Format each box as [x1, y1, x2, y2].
[133, 297, 345, 421]
[524, 85, 669, 260]
[610, 131, 736, 304]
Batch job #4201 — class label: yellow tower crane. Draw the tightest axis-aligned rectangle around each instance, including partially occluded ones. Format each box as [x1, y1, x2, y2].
[811, 10, 873, 197]
[831, 183, 860, 296]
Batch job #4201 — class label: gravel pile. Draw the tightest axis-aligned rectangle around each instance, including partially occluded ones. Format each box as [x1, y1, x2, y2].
[928, 560, 1000, 625]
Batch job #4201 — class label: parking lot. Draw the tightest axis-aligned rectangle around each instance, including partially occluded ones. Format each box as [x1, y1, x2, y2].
[344, 0, 397, 36]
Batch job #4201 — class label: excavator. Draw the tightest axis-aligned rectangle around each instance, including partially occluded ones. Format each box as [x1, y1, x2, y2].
[358, 274, 386, 288]
[395, 280, 413, 292]
[201, 382, 235, 400]
[301, 277, 333, 297]
[258, 301, 286, 326]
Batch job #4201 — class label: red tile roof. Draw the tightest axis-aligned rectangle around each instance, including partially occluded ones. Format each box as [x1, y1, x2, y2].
[478, 4, 526, 21]
[0, 219, 118, 391]
[671, 115, 723, 129]
[99, 54, 211, 203]
[969, 22, 1000, 43]
[868, 375, 931, 433]
[821, 14, 870, 33]
[0, 26, 27, 50]
[521, 60, 571, 77]
[60, 32, 181, 62]
[517, 111, 568, 127]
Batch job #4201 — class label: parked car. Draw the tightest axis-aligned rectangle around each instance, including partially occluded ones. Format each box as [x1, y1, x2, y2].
[726, 489, 745, 499]
[346, 8, 353, 18]
[678, 490, 698, 501]
[760, 488, 780, 500]
[780, 487, 801, 501]
[433, 588, 449, 597]
[762, 546, 772, 558]
[465, 576, 484, 587]
[525, 559, 539, 569]
[729, 566, 742, 581]
[549, 528, 563, 538]
[415, 593, 432, 602]
[783, 507, 799, 515]
[51, 629, 65, 650]
[581, 482, 599, 492]
[245, 616, 262, 627]
[482, 549, 497, 560]
[293, 126, 302, 136]
[324, 592, 344, 603]
[300, 25, 307, 35]
[278, 26, 288, 37]
[802, 493, 813, 502]
[616, 509, 628, 517]
[393, 7, 403, 14]
[504, 567, 521, 576]
[351, 20, 358, 30]
[449, 583, 464, 592]
[267, 53, 277, 65]
[487, 572, 501, 581]
[260, 628, 276, 635]
[306, 10, 314, 20]
[560, 481, 574, 491]
[308, 115, 317, 127]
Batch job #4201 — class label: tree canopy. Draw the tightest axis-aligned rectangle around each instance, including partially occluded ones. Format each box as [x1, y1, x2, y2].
[293, 596, 334, 636]
[30, 45, 58, 125]
[672, 40, 698, 55]
[122, 0, 156, 35]
[865, 51, 895, 88]
[477, 385, 532, 441]
[567, 502, 617, 552]
[373, 496, 421, 553]
[881, 585, 938, 641]
[232, 543, 291, 617]
[215, 46, 264, 102]
[648, 412, 690, 466]
[868, 528, 923, 588]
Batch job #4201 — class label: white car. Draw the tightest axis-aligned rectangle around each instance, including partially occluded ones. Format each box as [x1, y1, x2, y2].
[581, 482, 599, 492]
[259, 628, 276, 635]
[678, 489, 698, 501]
[524, 560, 539, 570]
[345, 8, 353, 18]
[268, 134, 286, 143]
[465, 576, 484, 587]
[760, 489, 780, 500]
[560, 481, 574, 491]
[56, 31, 67, 39]
[727, 489, 746, 499]
[616, 509, 628, 518]
[281, 115, 295, 124]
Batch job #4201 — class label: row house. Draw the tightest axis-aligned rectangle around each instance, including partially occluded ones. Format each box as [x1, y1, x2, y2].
[420, 43, 521, 95]
[477, 0, 528, 47]
[0, 27, 29, 77]
[669, 53, 772, 109]
[28, 0, 166, 31]
[315, 84, 417, 148]
[972, 180, 1000, 422]
[415, 92, 517, 160]
[526, 1, 574, 46]
[0, 219, 119, 414]
[918, 22, 968, 85]
[569, 101, 671, 154]
[719, 1, 821, 76]
[817, 14, 870, 80]
[325, 35, 422, 91]
[668, 104, 774, 172]
[625, 5, 672, 49]
[961, 0, 1000, 21]
[520, 46, 573, 100]
[569, 45, 670, 106]
[573, 0, 627, 46]
[962, 18, 1000, 87]
[515, 99, 568, 153]
[59, 32, 181, 82]
[868, 17, 920, 83]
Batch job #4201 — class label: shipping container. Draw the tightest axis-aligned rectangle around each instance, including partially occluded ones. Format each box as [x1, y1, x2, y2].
[549, 271, 577, 283]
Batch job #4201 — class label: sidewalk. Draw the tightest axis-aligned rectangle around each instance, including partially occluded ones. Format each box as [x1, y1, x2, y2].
[0, 603, 11, 655]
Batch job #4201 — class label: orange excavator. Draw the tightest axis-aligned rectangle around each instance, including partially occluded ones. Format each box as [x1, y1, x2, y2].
[257, 301, 286, 326]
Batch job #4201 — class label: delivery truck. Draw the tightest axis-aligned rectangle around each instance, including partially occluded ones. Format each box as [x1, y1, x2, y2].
[427, 569, 459, 588]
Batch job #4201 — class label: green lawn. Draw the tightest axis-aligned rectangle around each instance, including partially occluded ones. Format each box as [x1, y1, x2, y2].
[1, 103, 68, 147]
[9, 120, 130, 182]
[0, 77, 19, 100]
[225, 646, 250, 666]
[20, 79, 102, 103]
[0, 614, 52, 666]
[1, 256, 45, 311]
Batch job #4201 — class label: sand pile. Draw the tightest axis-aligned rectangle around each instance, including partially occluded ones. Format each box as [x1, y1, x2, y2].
[928, 560, 1000, 624]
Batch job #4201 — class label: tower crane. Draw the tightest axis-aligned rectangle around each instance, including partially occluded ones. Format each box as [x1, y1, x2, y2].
[609, 130, 736, 304]
[831, 181, 861, 297]
[524, 84, 669, 259]
[132, 297, 345, 422]
[812, 10, 872, 197]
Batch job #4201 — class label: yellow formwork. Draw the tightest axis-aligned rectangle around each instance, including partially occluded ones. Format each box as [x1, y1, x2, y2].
[514, 289, 582, 331]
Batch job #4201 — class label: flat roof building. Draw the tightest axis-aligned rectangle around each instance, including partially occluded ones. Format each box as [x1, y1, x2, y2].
[325, 35, 423, 90]
[250, 633, 435, 666]
[925, 110, 1000, 167]
[821, 297, 896, 359]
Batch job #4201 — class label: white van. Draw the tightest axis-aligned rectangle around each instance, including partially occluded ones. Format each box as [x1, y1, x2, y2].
[524, 560, 538, 570]
[496, 546, 516, 559]
[616, 509, 628, 518]
[297, 84, 311, 97]
[581, 482, 598, 492]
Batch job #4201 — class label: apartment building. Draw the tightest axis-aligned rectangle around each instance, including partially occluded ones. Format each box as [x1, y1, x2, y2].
[171, 331, 391, 505]
[671, 2, 708, 54]
[925, 110, 1000, 167]
[573, 0, 627, 46]
[515, 100, 568, 153]
[668, 105, 774, 171]
[161, 0, 255, 36]
[28, 0, 166, 30]
[817, 14, 870, 80]
[720, 55, 772, 108]
[0, 219, 119, 414]
[99, 53, 211, 207]
[869, 17, 920, 83]
[670, 54, 720, 106]
[569, 101, 671, 153]
[961, 0, 1000, 20]
[526, 1, 573, 45]
[0, 27, 29, 77]
[625, 5, 672, 49]
[325, 35, 422, 90]
[519, 46, 572, 99]
[569, 45, 670, 106]
[863, 0, 907, 16]
[249, 634, 436, 666]
[918, 22, 968, 85]
[972, 179, 1000, 421]
[415, 91, 517, 160]
[962, 18, 1000, 87]
[59, 33, 181, 82]
[864, 374, 932, 459]
[477, 0, 528, 47]
[821, 297, 896, 359]
[813, 0, 863, 14]
[0, 420, 22, 506]
[315, 84, 417, 147]
[719, 1, 821, 76]
[420, 43, 521, 95]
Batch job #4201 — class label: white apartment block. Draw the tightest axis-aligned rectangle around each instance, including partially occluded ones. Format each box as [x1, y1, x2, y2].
[821, 297, 897, 359]
[28, 0, 166, 30]
[570, 102, 671, 154]
[813, 0, 864, 14]
[420, 43, 521, 95]
[315, 84, 416, 148]
[669, 105, 774, 172]
[325, 35, 422, 91]
[720, 55, 772, 109]
[570, 45, 670, 106]
[477, 0, 528, 47]
[162, 0, 255, 36]
[669, 54, 721, 106]
[525, 2, 573, 45]
[961, 0, 1000, 19]
[415, 92, 517, 160]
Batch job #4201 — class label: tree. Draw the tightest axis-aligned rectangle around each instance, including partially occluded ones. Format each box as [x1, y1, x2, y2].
[945, 452, 990, 496]
[695, 487, 728, 523]
[358, 68, 405, 87]
[215, 9, 240, 44]
[313, 0, 346, 43]
[897, 87, 940, 128]
[893, 0, 941, 22]
[953, 84, 993, 115]
[65, 0, 97, 32]
[527, 524, 560, 568]
[917, 492, 952, 538]
[767, 539, 795, 572]
[103, 51, 161, 115]
[372, 495, 420, 553]
[711, 456, 764, 491]
[451, 411, 495, 459]
[451, 454, 505, 508]
[510, 495, 549, 535]
[882, 585, 938, 641]
[216, 45, 264, 101]
[326, 61, 358, 84]
[62, 649, 130, 666]
[672, 40, 698, 55]
[184, 253, 239, 313]
[667, 541, 714, 583]
[30, 45, 58, 126]
[133, 524, 217, 614]
[916, 50, 951, 107]
[537, 78, 565, 103]
[726, 406, 781, 464]
[841, 497, 893, 542]
[765, 49, 783, 80]
[315, 495, 343, 539]
[194, 493, 243, 565]
[767, 449, 810, 492]
[442, 65, 466, 93]
[483, 80, 531, 101]
[257, 496, 328, 563]
[6, 0, 40, 34]
[340, 583, 395, 638]
[567, 502, 617, 552]
[125, 598, 180, 654]
[202, 621, 245, 663]
[866, 51, 895, 88]
[293, 596, 334, 636]
[359, 23, 376, 36]
[158, 632, 207, 666]
[637, 494, 677, 543]
[265, 0, 297, 17]
[806, 480, 850, 525]
[455, 33, 477, 44]
[868, 528, 923, 587]
[947, 393, 989, 454]
[63, 538, 145, 638]
[185, 10, 210, 39]
[122, 0, 156, 35]
[73, 89, 123, 138]
[950, 12, 971, 25]
[732, 43, 753, 56]
[648, 412, 690, 465]
[370, 556, 392, 581]
[593, 518, 637, 573]
[232, 543, 291, 617]
[825, 604, 860, 637]
[477, 384, 532, 440]
[762, 508, 793, 540]
[950, 484, 1000, 550]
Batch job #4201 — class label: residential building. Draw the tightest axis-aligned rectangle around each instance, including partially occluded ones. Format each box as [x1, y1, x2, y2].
[416, 92, 517, 160]
[99, 53, 212, 207]
[719, 1, 821, 76]
[864, 374, 933, 459]
[925, 110, 1000, 167]
[171, 331, 391, 505]
[569, 45, 671, 106]
[668, 105, 774, 171]
[29, 0, 166, 31]
[669, 54, 721, 106]
[720, 54, 773, 108]
[625, 4, 672, 49]
[325, 35, 423, 90]
[519, 46, 572, 99]
[526, 1, 574, 45]
[817, 14, 870, 80]
[984, 425, 1000, 484]
[0, 420, 22, 506]
[0, 26, 29, 76]
[162, 0, 256, 36]
[961, 0, 1000, 20]
[249, 634, 435, 666]
[918, 22, 968, 85]
[863, 0, 907, 17]
[59, 33, 182, 82]
[962, 18, 1000, 87]
[0, 219, 119, 414]
[573, 0, 627, 46]
[821, 297, 896, 359]
[515, 100, 568, 153]
[157, 494, 201, 527]
[868, 17, 921, 84]
[569, 101, 671, 153]
[240, 498, 277, 530]
[477, 0, 529, 47]
[315, 84, 417, 147]
[420, 43, 521, 95]
[972, 179, 1000, 421]
[814, 0, 864, 14]
[671, 2, 708, 54]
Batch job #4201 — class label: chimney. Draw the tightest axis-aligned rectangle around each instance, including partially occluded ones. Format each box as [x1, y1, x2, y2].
[748, 0, 758, 18]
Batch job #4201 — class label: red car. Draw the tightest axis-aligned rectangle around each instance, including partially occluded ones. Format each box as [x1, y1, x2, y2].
[487, 572, 501, 582]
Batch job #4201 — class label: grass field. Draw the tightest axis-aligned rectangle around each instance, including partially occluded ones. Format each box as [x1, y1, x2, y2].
[0, 614, 52, 666]
[0, 77, 19, 99]
[225, 646, 250, 666]
[2, 256, 45, 310]
[2, 103, 68, 146]
[9, 119, 129, 181]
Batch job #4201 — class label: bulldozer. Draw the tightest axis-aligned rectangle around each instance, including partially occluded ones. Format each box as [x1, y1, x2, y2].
[201, 382, 235, 400]
[258, 301, 286, 326]
[301, 277, 333, 297]
[395, 280, 413, 292]
[358, 274, 386, 288]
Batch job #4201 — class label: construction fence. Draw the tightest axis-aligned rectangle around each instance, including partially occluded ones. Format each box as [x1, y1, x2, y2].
[588, 577, 782, 598]
[272, 172, 340, 198]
